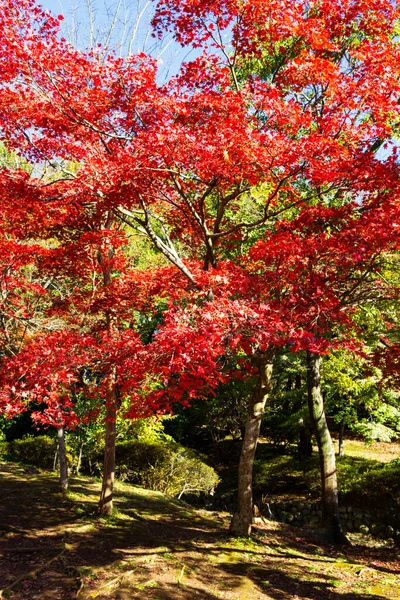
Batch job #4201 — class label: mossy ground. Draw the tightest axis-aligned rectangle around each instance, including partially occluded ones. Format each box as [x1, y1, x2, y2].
[1, 456, 399, 600]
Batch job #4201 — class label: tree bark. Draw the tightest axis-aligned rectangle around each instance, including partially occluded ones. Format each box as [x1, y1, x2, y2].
[338, 418, 345, 457]
[306, 351, 349, 545]
[230, 349, 275, 537]
[98, 226, 118, 516]
[57, 426, 68, 493]
[98, 375, 117, 515]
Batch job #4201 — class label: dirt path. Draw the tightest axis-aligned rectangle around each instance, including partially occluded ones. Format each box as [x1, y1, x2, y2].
[0, 462, 399, 600]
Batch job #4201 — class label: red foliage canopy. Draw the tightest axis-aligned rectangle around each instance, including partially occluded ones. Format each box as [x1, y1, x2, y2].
[0, 0, 399, 424]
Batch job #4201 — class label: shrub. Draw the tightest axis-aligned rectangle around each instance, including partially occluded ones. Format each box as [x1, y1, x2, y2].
[0, 440, 8, 460]
[343, 458, 400, 510]
[351, 420, 399, 443]
[115, 440, 219, 498]
[8, 435, 56, 469]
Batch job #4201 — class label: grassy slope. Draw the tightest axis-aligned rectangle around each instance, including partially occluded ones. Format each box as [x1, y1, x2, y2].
[210, 439, 400, 512]
[0, 460, 399, 600]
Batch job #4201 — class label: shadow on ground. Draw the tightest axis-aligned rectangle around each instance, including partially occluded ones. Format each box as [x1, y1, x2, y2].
[0, 462, 399, 600]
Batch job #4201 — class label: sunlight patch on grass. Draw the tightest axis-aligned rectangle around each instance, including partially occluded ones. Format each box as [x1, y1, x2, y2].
[342, 440, 400, 463]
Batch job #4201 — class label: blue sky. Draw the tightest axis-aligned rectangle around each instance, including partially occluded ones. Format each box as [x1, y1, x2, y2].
[37, 0, 195, 79]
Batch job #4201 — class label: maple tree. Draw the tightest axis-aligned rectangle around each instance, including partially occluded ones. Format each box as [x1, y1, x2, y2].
[139, 191, 400, 540]
[2, 330, 96, 491]
[0, 0, 399, 542]
[0, 0, 169, 513]
[240, 195, 400, 541]
[147, 0, 400, 540]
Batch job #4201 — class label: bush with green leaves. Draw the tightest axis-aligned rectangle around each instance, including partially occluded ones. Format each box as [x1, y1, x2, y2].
[342, 457, 400, 511]
[350, 400, 400, 443]
[114, 440, 219, 498]
[8, 435, 57, 469]
[0, 438, 8, 460]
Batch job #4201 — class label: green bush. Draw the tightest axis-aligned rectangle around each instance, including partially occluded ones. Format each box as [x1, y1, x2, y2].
[8, 435, 56, 469]
[115, 440, 219, 498]
[0, 440, 8, 460]
[343, 458, 400, 510]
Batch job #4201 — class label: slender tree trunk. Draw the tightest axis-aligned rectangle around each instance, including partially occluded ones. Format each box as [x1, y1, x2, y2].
[76, 442, 84, 475]
[298, 417, 312, 474]
[57, 426, 68, 493]
[306, 351, 349, 545]
[98, 226, 118, 516]
[338, 418, 345, 457]
[98, 371, 117, 515]
[53, 447, 58, 472]
[230, 349, 275, 537]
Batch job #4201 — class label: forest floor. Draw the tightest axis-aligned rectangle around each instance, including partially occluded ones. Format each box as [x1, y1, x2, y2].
[0, 459, 400, 600]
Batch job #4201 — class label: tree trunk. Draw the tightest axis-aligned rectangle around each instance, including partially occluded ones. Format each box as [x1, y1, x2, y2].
[53, 447, 58, 472]
[298, 417, 312, 474]
[98, 229, 117, 516]
[76, 442, 84, 475]
[230, 349, 275, 537]
[98, 368, 117, 515]
[306, 351, 349, 545]
[57, 426, 68, 493]
[338, 418, 345, 457]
